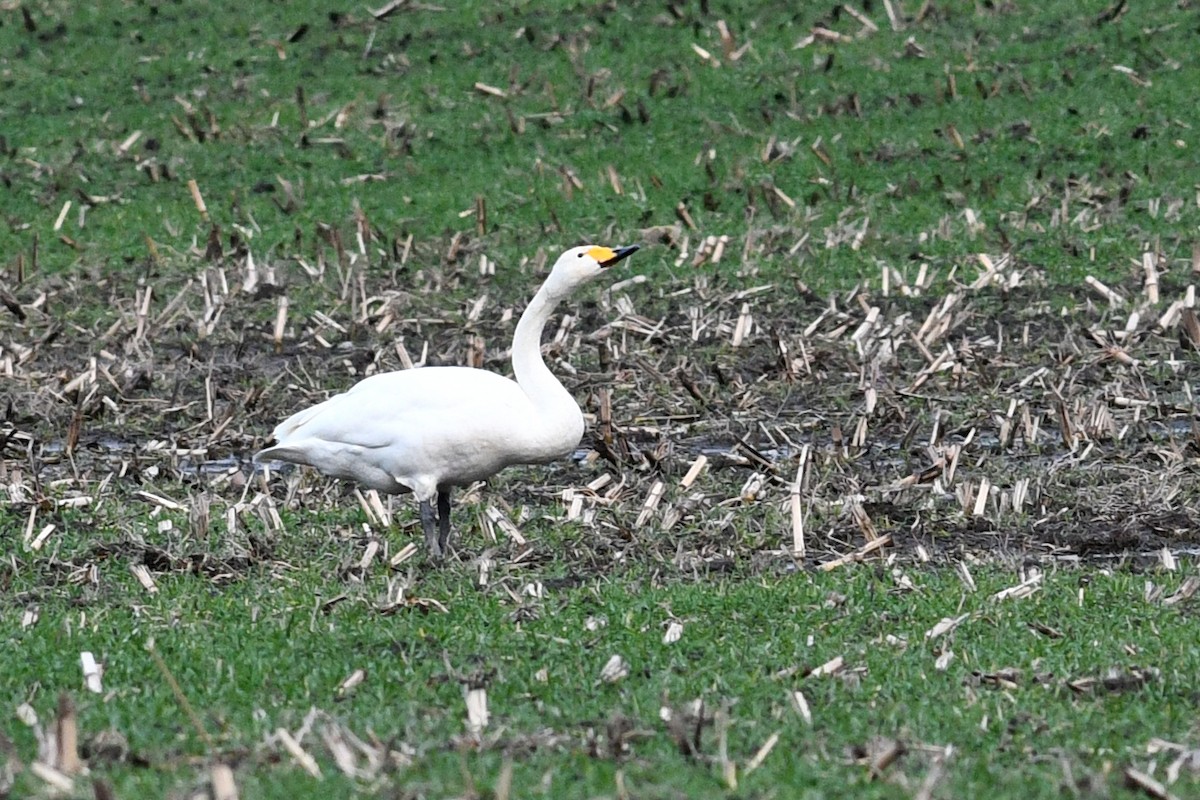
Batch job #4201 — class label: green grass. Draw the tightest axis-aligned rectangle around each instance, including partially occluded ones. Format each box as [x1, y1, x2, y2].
[7, 554, 1200, 799]
[2, 1, 1197, 290]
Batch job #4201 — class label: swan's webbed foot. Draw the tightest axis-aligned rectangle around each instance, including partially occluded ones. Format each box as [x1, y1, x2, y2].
[419, 499, 443, 560]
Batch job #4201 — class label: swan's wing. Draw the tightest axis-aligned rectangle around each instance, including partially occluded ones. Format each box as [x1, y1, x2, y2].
[268, 367, 526, 450]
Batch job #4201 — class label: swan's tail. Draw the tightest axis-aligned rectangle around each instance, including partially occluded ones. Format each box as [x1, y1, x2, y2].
[253, 443, 311, 466]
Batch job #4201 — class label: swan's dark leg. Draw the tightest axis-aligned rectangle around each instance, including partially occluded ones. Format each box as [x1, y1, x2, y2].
[420, 499, 442, 559]
[437, 488, 452, 555]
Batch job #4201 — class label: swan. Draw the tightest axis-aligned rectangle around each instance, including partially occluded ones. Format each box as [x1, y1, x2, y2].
[254, 243, 640, 559]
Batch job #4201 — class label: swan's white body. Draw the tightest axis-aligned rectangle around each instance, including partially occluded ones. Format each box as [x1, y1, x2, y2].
[259, 363, 581, 499]
[254, 244, 639, 557]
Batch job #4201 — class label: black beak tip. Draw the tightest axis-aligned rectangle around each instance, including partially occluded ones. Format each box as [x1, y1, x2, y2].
[601, 244, 640, 267]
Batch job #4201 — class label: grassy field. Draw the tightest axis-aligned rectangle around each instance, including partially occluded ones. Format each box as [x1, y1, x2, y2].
[7, 563, 1200, 798]
[3, 0, 1200, 798]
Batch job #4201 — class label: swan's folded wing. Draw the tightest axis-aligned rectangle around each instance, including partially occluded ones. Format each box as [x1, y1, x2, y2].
[268, 367, 526, 450]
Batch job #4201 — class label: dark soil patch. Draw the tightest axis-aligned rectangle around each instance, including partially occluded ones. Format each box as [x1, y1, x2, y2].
[4, 241, 1200, 582]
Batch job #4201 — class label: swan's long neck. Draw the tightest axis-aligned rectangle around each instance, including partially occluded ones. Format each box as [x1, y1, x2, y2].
[510, 285, 577, 418]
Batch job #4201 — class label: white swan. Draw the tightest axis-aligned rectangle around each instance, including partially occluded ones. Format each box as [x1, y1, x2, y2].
[254, 243, 640, 559]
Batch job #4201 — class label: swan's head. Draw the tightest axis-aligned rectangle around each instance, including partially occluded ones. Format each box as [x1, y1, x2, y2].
[543, 244, 640, 297]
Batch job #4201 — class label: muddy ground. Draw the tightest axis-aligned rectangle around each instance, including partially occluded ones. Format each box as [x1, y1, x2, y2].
[3, 237, 1199, 581]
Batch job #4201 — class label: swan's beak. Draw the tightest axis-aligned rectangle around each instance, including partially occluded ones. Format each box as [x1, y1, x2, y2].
[599, 244, 640, 268]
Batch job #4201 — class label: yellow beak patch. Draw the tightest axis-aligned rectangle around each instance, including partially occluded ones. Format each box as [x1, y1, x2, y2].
[587, 245, 616, 264]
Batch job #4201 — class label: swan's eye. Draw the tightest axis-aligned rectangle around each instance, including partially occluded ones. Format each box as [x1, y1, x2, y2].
[577, 252, 584, 258]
